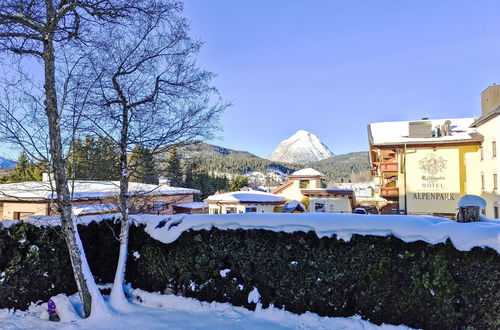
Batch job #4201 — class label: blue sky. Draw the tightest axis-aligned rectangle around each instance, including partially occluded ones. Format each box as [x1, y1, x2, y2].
[182, 0, 500, 157]
[2, 1, 500, 160]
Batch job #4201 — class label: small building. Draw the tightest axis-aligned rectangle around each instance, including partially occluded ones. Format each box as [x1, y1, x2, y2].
[272, 168, 356, 213]
[205, 191, 286, 214]
[172, 202, 209, 214]
[0, 180, 199, 220]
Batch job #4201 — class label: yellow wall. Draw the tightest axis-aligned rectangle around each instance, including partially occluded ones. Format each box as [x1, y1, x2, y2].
[2, 202, 48, 220]
[398, 146, 474, 215]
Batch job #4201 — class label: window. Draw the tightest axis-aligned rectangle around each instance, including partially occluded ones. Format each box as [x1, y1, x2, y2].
[493, 141, 497, 158]
[299, 180, 309, 189]
[481, 174, 485, 190]
[314, 202, 326, 212]
[494, 173, 498, 190]
[152, 201, 165, 211]
[212, 209, 219, 215]
[494, 206, 499, 219]
[245, 207, 257, 213]
[225, 207, 237, 214]
[480, 146, 484, 160]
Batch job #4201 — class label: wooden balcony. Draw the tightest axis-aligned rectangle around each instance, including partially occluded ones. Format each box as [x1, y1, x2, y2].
[380, 187, 399, 197]
[379, 162, 398, 172]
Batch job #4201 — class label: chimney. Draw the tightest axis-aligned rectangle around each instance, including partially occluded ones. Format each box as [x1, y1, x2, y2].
[42, 172, 50, 182]
[481, 85, 500, 115]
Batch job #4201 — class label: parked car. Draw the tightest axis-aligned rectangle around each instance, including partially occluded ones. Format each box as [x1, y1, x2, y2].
[353, 207, 368, 214]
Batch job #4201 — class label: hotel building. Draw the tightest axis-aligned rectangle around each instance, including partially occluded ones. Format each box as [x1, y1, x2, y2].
[368, 85, 499, 218]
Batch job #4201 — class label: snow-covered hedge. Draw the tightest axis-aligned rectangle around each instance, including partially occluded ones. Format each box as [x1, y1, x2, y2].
[0, 215, 499, 330]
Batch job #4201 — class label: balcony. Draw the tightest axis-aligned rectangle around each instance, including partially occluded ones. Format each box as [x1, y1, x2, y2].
[380, 187, 399, 197]
[380, 162, 398, 172]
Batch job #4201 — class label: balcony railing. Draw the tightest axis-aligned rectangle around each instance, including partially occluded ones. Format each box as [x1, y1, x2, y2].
[380, 162, 398, 172]
[380, 187, 399, 197]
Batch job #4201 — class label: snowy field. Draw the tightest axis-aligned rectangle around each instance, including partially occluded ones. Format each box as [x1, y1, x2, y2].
[0, 289, 413, 330]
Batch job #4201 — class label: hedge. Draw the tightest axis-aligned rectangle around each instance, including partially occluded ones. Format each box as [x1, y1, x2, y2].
[0, 220, 498, 329]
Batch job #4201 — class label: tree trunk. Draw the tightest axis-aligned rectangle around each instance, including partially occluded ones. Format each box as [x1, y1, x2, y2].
[109, 104, 132, 310]
[43, 33, 105, 317]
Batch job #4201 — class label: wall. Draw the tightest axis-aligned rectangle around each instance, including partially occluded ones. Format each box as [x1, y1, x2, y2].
[209, 203, 277, 214]
[2, 201, 49, 220]
[467, 117, 500, 218]
[398, 146, 473, 216]
[309, 197, 351, 213]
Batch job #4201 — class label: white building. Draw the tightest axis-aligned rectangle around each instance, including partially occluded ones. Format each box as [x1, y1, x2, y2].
[205, 191, 286, 214]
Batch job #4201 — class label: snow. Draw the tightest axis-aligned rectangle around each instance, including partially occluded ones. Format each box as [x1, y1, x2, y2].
[49, 294, 80, 322]
[0, 180, 199, 201]
[458, 195, 487, 209]
[290, 168, 325, 177]
[1, 288, 411, 329]
[205, 191, 286, 203]
[132, 251, 140, 259]
[248, 287, 261, 304]
[72, 204, 119, 216]
[268, 130, 333, 164]
[220, 269, 231, 278]
[135, 213, 500, 252]
[369, 117, 477, 145]
[174, 202, 209, 209]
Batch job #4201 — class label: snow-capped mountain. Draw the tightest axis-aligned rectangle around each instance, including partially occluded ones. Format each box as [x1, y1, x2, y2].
[0, 157, 15, 168]
[267, 130, 334, 164]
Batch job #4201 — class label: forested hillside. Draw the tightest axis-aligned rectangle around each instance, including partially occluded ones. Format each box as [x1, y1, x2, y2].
[309, 152, 371, 182]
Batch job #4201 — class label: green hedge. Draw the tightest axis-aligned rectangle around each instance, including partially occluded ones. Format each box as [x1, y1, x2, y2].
[0, 220, 499, 329]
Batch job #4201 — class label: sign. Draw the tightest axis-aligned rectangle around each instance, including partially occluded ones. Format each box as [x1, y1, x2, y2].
[405, 149, 460, 214]
[153, 201, 165, 211]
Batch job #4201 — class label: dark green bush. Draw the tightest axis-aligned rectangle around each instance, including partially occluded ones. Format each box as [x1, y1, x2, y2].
[0, 220, 498, 330]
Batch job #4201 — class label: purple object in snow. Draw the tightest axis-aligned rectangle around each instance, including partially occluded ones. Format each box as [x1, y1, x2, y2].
[48, 299, 56, 314]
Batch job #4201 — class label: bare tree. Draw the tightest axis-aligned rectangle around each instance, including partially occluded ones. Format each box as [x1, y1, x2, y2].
[0, 0, 143, 317]
[78, 1, 226, 309]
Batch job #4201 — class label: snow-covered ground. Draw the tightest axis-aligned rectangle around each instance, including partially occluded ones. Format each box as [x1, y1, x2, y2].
[0, 289, 413, 329]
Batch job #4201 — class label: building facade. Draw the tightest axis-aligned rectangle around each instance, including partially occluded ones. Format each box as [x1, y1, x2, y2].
[272, 168, 355, 213]
[205, 191, 286, 214]
[368, 85, 500, 218]
[0, 180, 199, 220]
[466, 86, 500, 218]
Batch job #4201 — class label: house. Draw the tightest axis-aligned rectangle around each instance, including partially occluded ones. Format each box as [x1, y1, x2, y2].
[0, 180, 199, 220]
[271, 168, 355, 213]
[466, 85, 500, 218]
[368, 117, 482, 217]
[172, 202, 209, 214]
[205, 191, 286, 214]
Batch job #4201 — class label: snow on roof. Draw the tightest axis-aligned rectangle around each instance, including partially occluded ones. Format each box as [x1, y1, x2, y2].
[0, 180, 199, 201]
[72, 204, 120, 216]
[173, 202, 208, 209]
[134, 213, 500, 253]
[281, 201, 306, 212]
[290, 168, 325, 177]
[369, 117, 478, 145]
[205, 191, 286, 204]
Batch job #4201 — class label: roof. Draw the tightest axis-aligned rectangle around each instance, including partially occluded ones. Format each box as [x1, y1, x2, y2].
[0, 180, 200, 201]
[72, 204, 119, 216]
[470, 106, 500, 128]
[205, 191, 286, 204]
[281, 201, 306, 213]
[368, 117, 482, 146]
[173, 202, 209, 210]
[289, 168, 325, 178]
[270, 180, 293, 194]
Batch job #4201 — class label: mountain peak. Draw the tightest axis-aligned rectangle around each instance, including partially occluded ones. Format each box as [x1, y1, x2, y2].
[267, 131, 333, 164]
